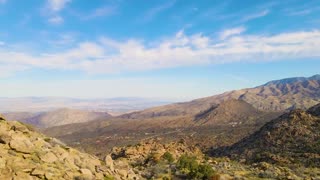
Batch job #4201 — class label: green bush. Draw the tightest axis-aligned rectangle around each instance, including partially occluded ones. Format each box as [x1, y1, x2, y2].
[177, 155, 215, 179]
[104, 175, 115, 180]
[162, 152, 175, 163]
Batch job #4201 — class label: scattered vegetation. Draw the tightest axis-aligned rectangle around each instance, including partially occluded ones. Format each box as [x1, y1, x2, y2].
[162, 152, 174, 163]
[177, 154, 215, 179]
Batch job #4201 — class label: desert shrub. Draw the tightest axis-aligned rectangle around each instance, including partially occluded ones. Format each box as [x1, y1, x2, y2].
[44, 137, 52, 142]
[104, 175, 115, 180]
[198, 164, 215, 179]
[150, 163, 171, 178]
[145, 152, 161, 164]
[177, 154, 215, 179]
[162, 176, 171, 180]
[162, 152, 174, 163]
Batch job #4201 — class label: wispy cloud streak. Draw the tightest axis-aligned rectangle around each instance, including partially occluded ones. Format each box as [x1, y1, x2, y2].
[0, 29, 320, 77]
[139, 0, 176, 23]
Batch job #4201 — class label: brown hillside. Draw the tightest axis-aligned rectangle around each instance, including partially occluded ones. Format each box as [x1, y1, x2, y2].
[212, 103, 320, 167]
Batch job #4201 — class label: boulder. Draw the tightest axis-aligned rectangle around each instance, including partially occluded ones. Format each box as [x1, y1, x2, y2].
[105, 155, 114, 171]
[0, 134, 11, 144]
[31, 168, 46, 178]
[39, 152, 58, 163]
[0, 157, 6, 169]
[80, 168, 93, 179]
[13, 172, 34, 180]
[9, 134, 35, 154]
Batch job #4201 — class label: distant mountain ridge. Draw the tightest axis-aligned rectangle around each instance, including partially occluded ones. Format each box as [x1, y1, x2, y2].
[4, 108, 112, 128]
[262, 74, 320, 86]
[121, 75, 320, 119]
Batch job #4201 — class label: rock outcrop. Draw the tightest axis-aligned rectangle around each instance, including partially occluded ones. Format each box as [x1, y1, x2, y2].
[0, 115, 139, 179]
[108, 139, 203, 179]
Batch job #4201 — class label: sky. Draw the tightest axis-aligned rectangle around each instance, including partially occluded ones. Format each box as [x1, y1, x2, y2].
[0, 0, 319, 100]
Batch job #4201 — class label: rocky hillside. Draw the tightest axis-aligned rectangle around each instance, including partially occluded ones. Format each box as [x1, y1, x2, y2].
[121, 75, 320, 119]
[106, 139, 320, 179]
[44, 99, 281, 157]
[0, 116, 139, 179]
[4, 108, 112, 128]
[194, 99, 269, 126]
[108, 139, 204, 179]
[212, 103, 320, 167]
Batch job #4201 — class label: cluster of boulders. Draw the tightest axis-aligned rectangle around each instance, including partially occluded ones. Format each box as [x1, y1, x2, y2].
[107, 139, 203, 178]
[0, 116, 139, 180]
[110, 139, 202, 164]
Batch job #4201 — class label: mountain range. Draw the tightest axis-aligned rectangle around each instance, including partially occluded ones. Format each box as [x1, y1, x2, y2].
[42, 75, 319, 155]
[122, 74, 320, 119]
[1, 74, 320, 179]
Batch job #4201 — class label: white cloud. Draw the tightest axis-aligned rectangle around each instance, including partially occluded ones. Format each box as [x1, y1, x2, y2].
[48, 16, 64, 25]
[45, 0, 71, 25]
[0, 64, 28, 78]
[82, 6, 116, 20]
[0, 41, 5, 46]
[286, 6, 320, 16]
[47, 0, 71, 12]
[140, 0, 176, 23]
[1, 29, 320, 77]
[49, 34, 75, 46]
[241, 9, 269, 22]
[219, 26, 246, 40]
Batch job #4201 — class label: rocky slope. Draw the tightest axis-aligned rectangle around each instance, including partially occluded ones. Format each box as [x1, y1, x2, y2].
[108, 139, 204, 179]
[194, 99, 271, 126]
[121, 75, 320, 119]
[106, 139, 320, 179]
[212, 103, 320, 167]
[4, 108, 112, 128]
[0, 116, 139, 179]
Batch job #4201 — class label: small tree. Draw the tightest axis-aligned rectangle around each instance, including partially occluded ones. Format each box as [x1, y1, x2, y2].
[177, 154, 215, 180]
[162, 152, 175, 163]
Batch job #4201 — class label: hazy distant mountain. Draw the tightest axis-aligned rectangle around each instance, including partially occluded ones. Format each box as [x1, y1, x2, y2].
[121, 75, 320, 119]
[0, 97, 173, 114]
[212, 103, 320, 167]
[4, 108, 112, 128]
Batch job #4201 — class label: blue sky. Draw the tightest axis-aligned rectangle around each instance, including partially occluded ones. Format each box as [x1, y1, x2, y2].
[0, 0, 319, 100]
